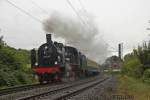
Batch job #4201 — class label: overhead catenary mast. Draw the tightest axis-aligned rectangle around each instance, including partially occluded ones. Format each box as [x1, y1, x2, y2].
[118, 43, 123, 59]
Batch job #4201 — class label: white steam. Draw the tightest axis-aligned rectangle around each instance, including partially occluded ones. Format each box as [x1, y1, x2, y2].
[43, 11, 108, 63]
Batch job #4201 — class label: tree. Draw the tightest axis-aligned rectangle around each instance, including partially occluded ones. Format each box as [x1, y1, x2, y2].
[0, 38, 35, 87]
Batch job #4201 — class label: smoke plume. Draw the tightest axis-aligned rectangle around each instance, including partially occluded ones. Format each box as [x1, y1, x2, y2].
[43, 11, 108, 63]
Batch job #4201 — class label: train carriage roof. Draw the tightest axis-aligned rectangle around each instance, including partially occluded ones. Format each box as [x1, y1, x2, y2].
[87, 59, 100, 69]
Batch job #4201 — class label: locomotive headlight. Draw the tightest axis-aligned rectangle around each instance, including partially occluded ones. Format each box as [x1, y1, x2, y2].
[65, 58, 70, 61]
[45, 46, 48, 49]
[55, 61, 58, 64]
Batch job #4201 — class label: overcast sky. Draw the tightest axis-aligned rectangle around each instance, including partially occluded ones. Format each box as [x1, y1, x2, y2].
[0, 0, 150, 56]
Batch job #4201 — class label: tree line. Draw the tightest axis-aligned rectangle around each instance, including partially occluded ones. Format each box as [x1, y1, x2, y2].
[122, 41, 150, 83]
[0, 36, 35, 88]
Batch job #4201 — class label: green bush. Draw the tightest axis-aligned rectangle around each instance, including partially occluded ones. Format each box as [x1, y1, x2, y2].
[122, 56, 144, 78]
[143, 69, 150, 83]
[0, 39, 35, 88]
[13, 71, 33, 84]
[0, 69, 20, 86]
[0, 70, 7, 86]
[121, 41, 150, 84]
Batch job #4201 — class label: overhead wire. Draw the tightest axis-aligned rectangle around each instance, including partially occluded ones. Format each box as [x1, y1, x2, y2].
[77, 0, 117, 52]
[66, 0, 87, 26]
[5, 0, 43, 24]
[30, 0, 49, 15]
[77, 0, 87, 13]
[31, 0, 118, 53]
[5, 0, 117, 53]
[77, 0, 89, 22]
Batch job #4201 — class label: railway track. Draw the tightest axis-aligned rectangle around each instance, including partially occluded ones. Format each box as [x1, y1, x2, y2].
[0, 76, 101, 100]
[53, 78, 110, 100]
[18, 76, 109, 100]
[0, 82, 64, 96]
[0, 83, 51, 96]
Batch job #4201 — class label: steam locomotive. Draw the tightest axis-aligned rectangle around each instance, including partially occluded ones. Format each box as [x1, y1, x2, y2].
[31, 34, 100, 83]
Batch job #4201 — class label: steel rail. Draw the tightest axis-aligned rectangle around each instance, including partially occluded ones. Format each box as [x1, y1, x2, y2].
[0, 82, 62, 96]
[18, 76, 107, 100]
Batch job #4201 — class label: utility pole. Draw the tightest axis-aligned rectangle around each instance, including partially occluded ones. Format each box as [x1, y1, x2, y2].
[0, 28, 3, 42]
[147, 20, 150, 30]
[118, 43, 123, 59]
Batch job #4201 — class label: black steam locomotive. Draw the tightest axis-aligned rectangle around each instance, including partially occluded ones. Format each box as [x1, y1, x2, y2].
[31, 34, 100, 83]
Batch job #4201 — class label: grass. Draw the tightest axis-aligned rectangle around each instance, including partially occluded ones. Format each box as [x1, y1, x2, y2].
[116, 75, 150, 100]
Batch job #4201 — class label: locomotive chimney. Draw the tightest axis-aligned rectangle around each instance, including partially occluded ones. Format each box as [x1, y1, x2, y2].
[46, 34, 52, 43]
